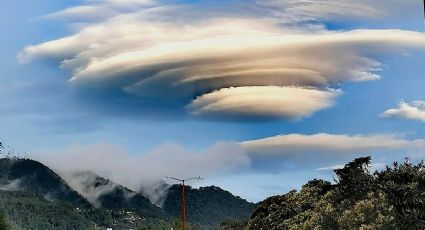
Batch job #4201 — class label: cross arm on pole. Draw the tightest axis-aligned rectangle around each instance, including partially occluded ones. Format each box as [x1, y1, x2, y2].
[165, 176, 203, 230]
[165, 176, 184, 182]
[184, 176, 204, 182]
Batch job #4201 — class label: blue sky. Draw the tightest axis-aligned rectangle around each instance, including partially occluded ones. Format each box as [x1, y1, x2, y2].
[1, 0, 425, 202]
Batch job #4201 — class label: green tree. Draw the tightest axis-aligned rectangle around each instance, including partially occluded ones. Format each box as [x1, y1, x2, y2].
[0, 212, 12, 230]
[377, 160, 425, 229]
[244, 157, 403, 230]
[334, 156, 376, 204]
[337, 192, 395, 229]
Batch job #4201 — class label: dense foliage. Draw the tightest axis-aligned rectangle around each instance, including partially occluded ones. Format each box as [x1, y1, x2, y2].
[0, 158, 90, 207]
[139, 219, 197, 230]
[0, 190, 93, 230]
[0, 211, 13, 230]
[219, 220, 247, 230]
[97, 184, 164, 218]
[163, 185, 255, 229]
[0, 189, 169, 230]
[244, 157, 425, 230]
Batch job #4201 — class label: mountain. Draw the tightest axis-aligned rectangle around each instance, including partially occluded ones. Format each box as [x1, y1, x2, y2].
[163, 185, 256, 229]
[0, 158, 255, 229]
[0, 158, 90, 207]
[66, 172, 256, 228]
[62, 171, 164, 218]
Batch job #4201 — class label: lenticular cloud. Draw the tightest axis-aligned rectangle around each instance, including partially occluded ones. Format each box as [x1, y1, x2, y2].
[19, 0, 425, 120]
[188, 86, 340, 120]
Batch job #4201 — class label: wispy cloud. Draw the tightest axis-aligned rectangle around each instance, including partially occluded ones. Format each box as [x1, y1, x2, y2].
[241, 133, 425, 168]
[316, 162, 386, 172]
[258, 0, 418, 24]
[31, 141, 250, 194]
[19, 0, 425, 121]
[60, 171, 119, 208]
[381, 101, 425, 122]
[29, 132, 425, 201]
[0, 179, 22, 191]
[31, 132, 425, 190]
[44, 0, 155, 20]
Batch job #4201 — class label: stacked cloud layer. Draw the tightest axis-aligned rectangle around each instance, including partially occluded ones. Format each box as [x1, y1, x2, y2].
[19, 0, 425, 120]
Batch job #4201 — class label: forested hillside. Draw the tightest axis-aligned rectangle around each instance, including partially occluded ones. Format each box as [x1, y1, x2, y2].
[235, 157, 425, 230]
[0, 191, 93, 229]
[0, 158, 90, 207]
[65, 171, 164, 218]
[0, 157, 254, 229]
[163, 185, 255, 228]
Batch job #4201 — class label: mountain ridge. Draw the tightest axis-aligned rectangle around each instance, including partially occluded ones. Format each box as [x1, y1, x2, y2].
[163, 184, 255, 228]
[0, 157, 255, 229]
[0, 158, 90, 207]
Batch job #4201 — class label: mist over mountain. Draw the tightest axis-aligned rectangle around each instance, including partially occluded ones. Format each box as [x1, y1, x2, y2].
[0, 158, 255, 229]
[63, 171, 255, 228]
[0, 158, 90, 207]
[60, 171, 163, 217]
[138, 180, 171, 207]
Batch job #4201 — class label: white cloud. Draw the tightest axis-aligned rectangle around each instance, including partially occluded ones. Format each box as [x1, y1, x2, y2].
[241, 133, 425, 158]
[19, 1, 425, 120]
[28, 133, 425, 202]
[44, 0, 156, 19]
[316, 164, 345, 171]
[188, 86, 340, 120]
[31, 141, 250, 194]
[60, 171, 119, 207]
[316, 162, 386, 172]
[259, 0, 419, 24]
[0, 179, 22, 191]
[381, 101, 425, 122]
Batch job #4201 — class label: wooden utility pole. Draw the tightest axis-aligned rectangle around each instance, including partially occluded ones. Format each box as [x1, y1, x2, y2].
[166, 176, 203, 230]
[181, 181, 186, 230]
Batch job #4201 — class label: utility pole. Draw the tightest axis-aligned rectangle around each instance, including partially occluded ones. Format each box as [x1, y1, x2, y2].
[165, 176, 203, 230]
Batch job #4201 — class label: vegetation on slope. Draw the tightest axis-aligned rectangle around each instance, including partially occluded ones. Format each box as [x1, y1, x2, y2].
[163, 185, 255, 229]
[0, 190, 93, 229]
[0, 157, 254, 229]
[0, 158, 90, 207]
[69, 171, 165, 217]
[0, 211, 13, 230]
[242, 157, 425, 230]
